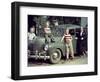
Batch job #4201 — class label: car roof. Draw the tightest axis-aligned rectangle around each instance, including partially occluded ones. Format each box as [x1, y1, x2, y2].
[57, 24, 82, 29]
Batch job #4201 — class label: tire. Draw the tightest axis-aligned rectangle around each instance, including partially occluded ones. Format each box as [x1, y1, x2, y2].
[49, 49, 61, 64]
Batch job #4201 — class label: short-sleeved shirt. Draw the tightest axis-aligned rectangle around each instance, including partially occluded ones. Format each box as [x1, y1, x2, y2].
[28, 32, 36, 41]
[64, 34, 72, 44]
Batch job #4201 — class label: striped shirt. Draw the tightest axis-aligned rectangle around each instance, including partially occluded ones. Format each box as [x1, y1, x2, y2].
[64, 34, 72, 44]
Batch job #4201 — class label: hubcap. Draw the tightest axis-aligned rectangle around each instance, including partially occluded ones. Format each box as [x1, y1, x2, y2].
[52, 52, 58, 59]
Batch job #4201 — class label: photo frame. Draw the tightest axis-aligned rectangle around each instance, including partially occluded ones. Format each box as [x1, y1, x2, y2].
[11, 1, 98, 80]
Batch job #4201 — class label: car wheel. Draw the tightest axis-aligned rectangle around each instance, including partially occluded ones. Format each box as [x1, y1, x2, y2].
[50, 49, 61, 64]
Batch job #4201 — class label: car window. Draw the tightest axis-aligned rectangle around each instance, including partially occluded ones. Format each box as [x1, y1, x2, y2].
[69, 29, 75, 35]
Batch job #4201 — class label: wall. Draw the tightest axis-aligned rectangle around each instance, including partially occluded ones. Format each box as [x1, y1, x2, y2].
[0, 0, 99, 82]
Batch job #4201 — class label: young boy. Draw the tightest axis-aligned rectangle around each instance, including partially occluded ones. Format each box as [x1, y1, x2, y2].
[44, 21, 55, 44]
[28, 26, 36, 51]
[61, 29, 74, 60]
[28, 26, 36, 42]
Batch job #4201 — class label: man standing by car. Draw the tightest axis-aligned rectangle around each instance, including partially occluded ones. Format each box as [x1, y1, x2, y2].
[61, 29, 74, 60]
[75, 27, 87, 56]
[44, 21, 55, 44]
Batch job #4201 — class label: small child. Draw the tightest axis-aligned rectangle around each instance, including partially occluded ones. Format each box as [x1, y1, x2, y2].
[28, 26, 36, 42]
[28, 26, 36, 51]
[44, 21, 55, 43]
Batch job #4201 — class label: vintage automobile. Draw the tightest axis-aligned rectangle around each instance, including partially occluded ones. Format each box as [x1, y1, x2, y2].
[28, 24, 87, 64]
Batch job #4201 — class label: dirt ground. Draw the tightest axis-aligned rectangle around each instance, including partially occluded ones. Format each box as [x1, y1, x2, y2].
[28, 55, 88, 67]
